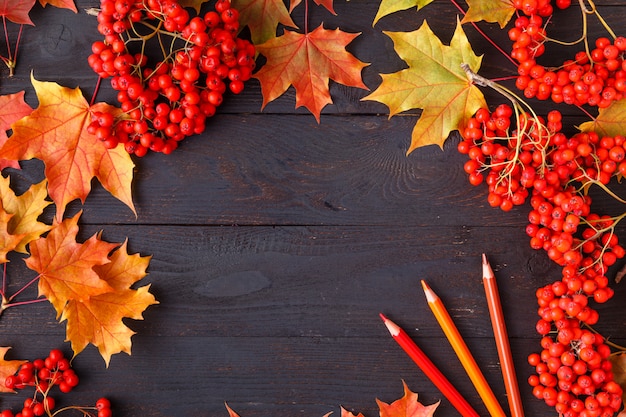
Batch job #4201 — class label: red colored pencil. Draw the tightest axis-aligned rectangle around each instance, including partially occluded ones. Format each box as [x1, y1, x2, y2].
[380, 313, 481, 417]
[483, 254, 525, 417]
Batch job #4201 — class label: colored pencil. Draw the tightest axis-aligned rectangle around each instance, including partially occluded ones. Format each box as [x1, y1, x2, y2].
[421, 280, 507, 417]
[483, 254, 524, 417]
[380, 313, 481, 417]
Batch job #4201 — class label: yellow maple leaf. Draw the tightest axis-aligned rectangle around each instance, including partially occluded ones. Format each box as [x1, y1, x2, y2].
[0, 206, 24, 263]
[461, 0, 516, 29]
[232, 0, 298, 46]
[373, 0, 434, 26]
[62, 240, 156, 366]
[0, 176, 51, 253]
[579, 99, 626, 137]
[0, 347, 27, 393]
[363, 19, 486, 154]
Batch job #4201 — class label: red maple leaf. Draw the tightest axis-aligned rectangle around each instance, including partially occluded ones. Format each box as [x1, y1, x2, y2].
[254, 24, 369, 122]
[0, 0, 36, 25]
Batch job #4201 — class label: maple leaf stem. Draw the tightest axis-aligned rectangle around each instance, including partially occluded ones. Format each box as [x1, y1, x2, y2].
[447, 0, 517, 67]
[1, 297, 47, 311]
[8, 273, 42, 303]
[91, 75, 103, 107]
[1, 17, 14, 77]
[304, 0, 309, 34]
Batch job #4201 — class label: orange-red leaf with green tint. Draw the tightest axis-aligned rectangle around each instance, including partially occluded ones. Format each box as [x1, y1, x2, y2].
[362, 19, 485, 153]
[0, 74, 135, 222]
[461, 0, 516, 29]
[377, 381, 440, 417]
[177, 0, 206, 13]
[37, 0, 77, 12]
[25, 212, 117, 318]
[0, 91, 33, 170]
[62, 240, 156, 366]
[232, 0, 297, 45]
[0, 0, 36, 24]
[289, 0, 335, 14]
[0, 347, 27, 393]
[0, 176, 51, 253]
[254, 25, 369, 123]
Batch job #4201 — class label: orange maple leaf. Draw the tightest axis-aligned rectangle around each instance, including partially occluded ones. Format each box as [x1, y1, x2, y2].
[232, 0, 297, 45]
[461, 0, 516, 29]
[0, 0, 36, 25]
[254, 24, 369, 123]
[0, 74, 135, 222]
[609, 352, 626, 407]
[62, 240, 156, 366]
[0, 176, 51, 253]
[377, 381, 440, 417]
[0, 91, 33, 170]
[0, 205, 24, 263]
[25, 212, 118, 318]
[37, 0, 76, 12]
[340, 406, 365, 417]
[0, 347, 27, 393]
[177, 0, 207, 13]
[363, 19, 486, 154]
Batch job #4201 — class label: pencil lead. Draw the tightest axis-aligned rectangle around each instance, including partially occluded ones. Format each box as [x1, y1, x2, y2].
[379, 312, 388, 322]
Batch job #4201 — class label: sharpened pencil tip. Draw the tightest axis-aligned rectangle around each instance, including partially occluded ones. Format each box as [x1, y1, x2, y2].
[379, 312, 387, 322]
[482, 254, 495, 279]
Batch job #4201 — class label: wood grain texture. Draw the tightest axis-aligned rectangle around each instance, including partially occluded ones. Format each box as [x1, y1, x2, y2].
[1, 1, 626, 417]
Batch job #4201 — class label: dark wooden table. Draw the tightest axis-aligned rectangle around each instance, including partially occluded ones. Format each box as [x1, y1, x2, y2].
[2, 1, 626, 416]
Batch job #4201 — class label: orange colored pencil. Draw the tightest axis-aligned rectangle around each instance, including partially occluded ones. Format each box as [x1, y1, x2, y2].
[421, 280, 507, 417]
[380, 313, 481, 417]
[483, 254, 525, 417]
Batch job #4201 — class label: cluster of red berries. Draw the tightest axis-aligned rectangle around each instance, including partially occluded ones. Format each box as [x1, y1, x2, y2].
[2, 349, 111, 417]
[509, 1, 626, 108]
[458, 103, 625, 416]
[87, 0, 255, 156]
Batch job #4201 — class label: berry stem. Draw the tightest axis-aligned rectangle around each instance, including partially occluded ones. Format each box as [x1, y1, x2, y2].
[447, 0, 518, 67]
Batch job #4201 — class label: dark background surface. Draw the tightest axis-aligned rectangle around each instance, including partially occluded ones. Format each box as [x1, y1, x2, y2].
[1, 1, 626, 416]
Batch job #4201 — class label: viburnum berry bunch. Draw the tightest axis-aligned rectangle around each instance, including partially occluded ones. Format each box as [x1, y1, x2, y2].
[87, 0, 255, 156]
[457, 0, 626, 415]
[2, 349, 111, 417]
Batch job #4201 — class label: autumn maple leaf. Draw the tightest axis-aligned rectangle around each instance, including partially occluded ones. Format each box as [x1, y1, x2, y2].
[0, 0, 36, 25]
[254, 24, 369, 122]
[363, 19, 486, 154]
[0, 347, 27, 393]
[37, 0, 77, 12]
[25, 212, 118, 318]
[0, 206, 24, 263]
[377, 381, 440, 417]
[0, 176, 51, 253]
[609, 353, 626, 407]
[461, 0, 516, 29]
[289, 0, 335, 15]
[579, 99, 626, 137]
[0, 74, 135, 222]
[232, 0, 297, 46]
[0, 91, 33, 170]
[62, 240, 156, 366]
[373, 0, 434, 26]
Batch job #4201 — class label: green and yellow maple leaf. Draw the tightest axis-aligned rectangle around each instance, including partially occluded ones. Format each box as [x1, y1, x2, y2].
[254, 24, 369, 122]
[373, 0, 434, 26]
[363, 19, 486, 154]
[579, 99, 626, 137]
[461, 0, 516, 29]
